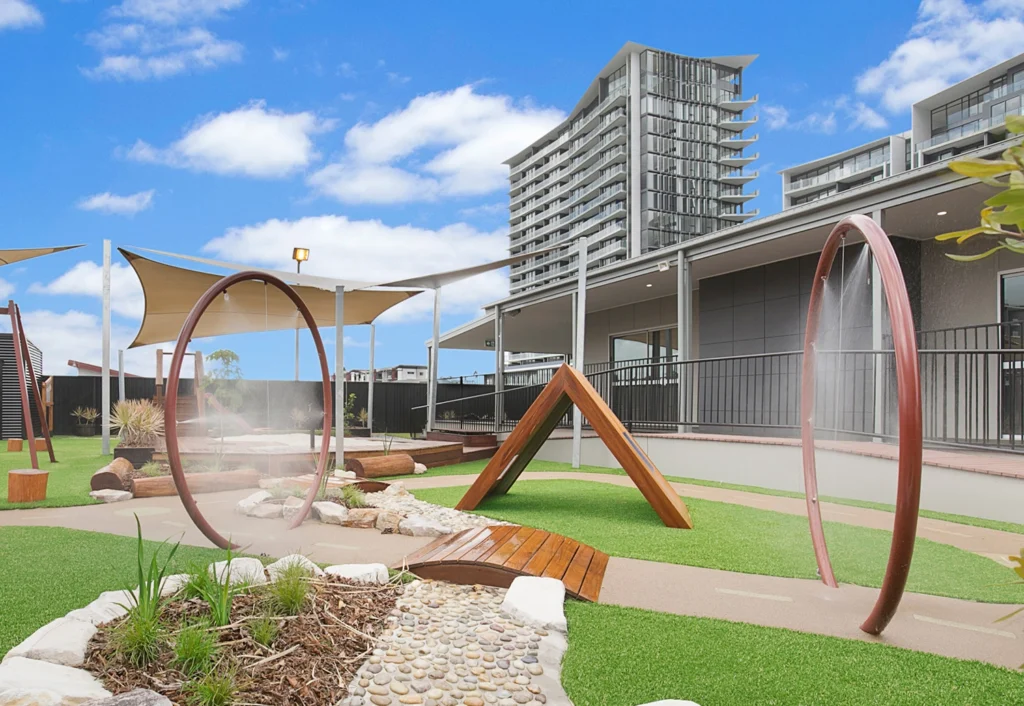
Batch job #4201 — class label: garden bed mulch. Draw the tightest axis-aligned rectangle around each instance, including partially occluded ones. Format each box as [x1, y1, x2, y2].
[84, 576, 401, 705]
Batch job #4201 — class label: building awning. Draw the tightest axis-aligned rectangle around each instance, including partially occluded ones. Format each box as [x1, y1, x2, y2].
[121, 249, 421, 348]
[0, 245, 83, 267]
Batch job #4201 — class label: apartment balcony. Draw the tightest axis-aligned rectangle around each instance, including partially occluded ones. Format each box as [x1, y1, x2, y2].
[918, 104, 1024, 155]
[719, 134, 759, 149]
[719, 152, 759, 167]
[720, 209, 760, 222]
[784, 159, 887, 197]
[718, 93, 758, 111]
[720, 189, 758, 203]
[718, 115, 758, 132]
[720, 170, 758, 185]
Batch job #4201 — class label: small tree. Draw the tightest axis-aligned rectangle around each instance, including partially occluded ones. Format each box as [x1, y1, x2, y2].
[203, 349, 243, 412]
[936, 115, 1024, 260]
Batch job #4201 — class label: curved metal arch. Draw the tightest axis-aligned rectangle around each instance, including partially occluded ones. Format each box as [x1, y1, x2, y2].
[800, 214, 923, 635]
[164, 271, 334, 550]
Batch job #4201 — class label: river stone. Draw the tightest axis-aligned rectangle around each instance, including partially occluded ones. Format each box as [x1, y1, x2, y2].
[312, 501, 349, 524]
[0, 657, 110, 704]
[82, 689, 172, 705]
[499, 578, 565, 634]
[3, 617, 96, 667]
[235, 490, 271, 514]
[208, 557, 267, 587]
[266, 554, 324, 581]
[324, 563, 390, 585]
[88, 489, 132, 503]
[399, 515, 452, 538]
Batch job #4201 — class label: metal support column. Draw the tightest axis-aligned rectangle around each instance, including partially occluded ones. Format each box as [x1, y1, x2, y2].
[101, 239, 111, 456]
[677, 251, 692, 433]
[335, 286, 345, 472]
[117, 350, 126, 402]
[493, 305, 504, 433]
[368, 323, 375, 435]
[427, 288, 441, 433]
[572, 239, 587, 467]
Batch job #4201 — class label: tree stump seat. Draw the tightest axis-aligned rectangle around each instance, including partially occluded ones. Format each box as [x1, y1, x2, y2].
[8, 469, 48, 503]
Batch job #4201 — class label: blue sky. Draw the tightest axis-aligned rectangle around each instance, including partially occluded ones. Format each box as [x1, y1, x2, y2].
[1, 0, 1021, 380]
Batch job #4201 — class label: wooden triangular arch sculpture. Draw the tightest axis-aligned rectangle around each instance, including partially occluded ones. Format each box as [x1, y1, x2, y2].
[456, 364, 693, 529]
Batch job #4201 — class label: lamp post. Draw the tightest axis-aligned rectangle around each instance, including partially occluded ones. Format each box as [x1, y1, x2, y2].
[292, 247, 310, 381]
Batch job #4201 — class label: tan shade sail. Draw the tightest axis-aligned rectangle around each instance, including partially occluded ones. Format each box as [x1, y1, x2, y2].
[0, 245, 83, 266]
[122, 249, 421, 348]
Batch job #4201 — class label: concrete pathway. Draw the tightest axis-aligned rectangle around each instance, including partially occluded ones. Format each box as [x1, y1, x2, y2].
[1, 478, 1022, 668]
[399, 472, 1024, 564]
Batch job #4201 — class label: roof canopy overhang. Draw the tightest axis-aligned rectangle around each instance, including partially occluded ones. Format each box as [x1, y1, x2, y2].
[0, 245, 83, 267]
[122, 249, 421, 348]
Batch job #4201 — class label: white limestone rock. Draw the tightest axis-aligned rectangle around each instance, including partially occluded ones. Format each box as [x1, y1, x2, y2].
[383, 482, 409, 497]
[84, 690, 171, 705]
[0, 656, 110, 704]
[158, 574, 189, 598]
[413, 463, 427, 475]
[324, 563, 389, 585]
[236, 490, 271, 515]
[88, 489, 132, 503]
[333, 469, 357, 479]
[64, 590, 132, 626]
[266, 554, 324, 581]
[281, 495, 306, 521]
[247, 502, 283, 520]
[208, 557, 266, 587]
[398, 514, 452, 537]
[312, 501, 348, 525]
[3, 618, 96, 667]
[500, 576, 567, 634]
[258, 478, 285, 490]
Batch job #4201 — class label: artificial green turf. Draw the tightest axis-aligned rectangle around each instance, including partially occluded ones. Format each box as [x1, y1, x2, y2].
[0, 526, 231, 655]
[562, 602, 1024, 706]
[412, 479, 1022, 603]
[0, 436, 113, 510]
[394, 458, 1024, 536]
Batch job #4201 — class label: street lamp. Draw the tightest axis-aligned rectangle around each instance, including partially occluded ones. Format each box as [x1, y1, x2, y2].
[292, 247, 310, 380]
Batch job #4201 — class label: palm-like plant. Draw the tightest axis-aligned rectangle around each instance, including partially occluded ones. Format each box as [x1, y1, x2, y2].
[111, 399, 164, 448]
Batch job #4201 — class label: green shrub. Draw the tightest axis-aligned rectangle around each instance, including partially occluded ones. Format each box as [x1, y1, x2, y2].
[267, 563, 310, 615]
[183, 669, 237, 706]
[124, 515, 179, 623]
[139, 461, 164, 478]
[247, 616, 278, 647]
[172, 621, 218, 676]
[110, 611, 163, 667]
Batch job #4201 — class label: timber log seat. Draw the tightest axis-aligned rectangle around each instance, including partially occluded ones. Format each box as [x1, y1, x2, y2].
[397, 525, 609, 602]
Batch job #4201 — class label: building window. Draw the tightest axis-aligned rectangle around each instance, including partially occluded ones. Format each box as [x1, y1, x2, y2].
[1001, 272, 1024, 348]
[610, 327, 679, 363]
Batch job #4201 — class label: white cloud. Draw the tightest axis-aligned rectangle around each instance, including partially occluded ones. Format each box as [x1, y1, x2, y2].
[110, 0, 247, 25]
[0, 0, 42, 30]
[308, 85, 564, 204]
[0, 309, 194, 376]
[762, 96, 887, 134]
[458, 202, 507, 218]
[83, 25, 242, 80]
[84, 0, 245, 80]
[272, 46, 288, 61]
[126, 101, 335, 178]
[202, 215, 510, 322]
[338, 62, 356, 78]
[77, 189, 155, 215]
[387, 72, 410, 85]
[857, 0, 1024, 112]
[0, 277, 14, 300]
[29, 260, 145, 319]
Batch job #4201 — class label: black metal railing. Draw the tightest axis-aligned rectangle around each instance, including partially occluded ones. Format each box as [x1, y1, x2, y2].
[422, 347, 1024, 452]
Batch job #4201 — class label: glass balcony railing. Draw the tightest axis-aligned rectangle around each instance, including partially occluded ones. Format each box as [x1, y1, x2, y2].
[785, 155, 888, 193]
[919, 104, 1024, 151]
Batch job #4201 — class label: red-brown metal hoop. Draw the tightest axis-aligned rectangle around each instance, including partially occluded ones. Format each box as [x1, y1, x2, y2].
[800, 214, 923, 635]
[164, 271, 334, 550]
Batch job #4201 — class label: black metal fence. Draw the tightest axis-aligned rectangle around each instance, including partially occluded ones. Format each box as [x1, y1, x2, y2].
[425, 346, 1024, 452]
[47, 376, 492, 436]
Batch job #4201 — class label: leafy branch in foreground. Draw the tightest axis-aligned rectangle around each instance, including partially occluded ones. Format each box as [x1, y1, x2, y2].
[936, 114, 1024, 261]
